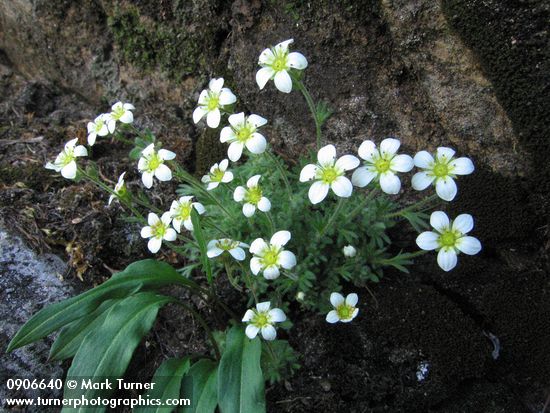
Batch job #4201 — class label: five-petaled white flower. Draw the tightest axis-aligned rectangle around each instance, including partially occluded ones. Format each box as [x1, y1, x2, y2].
[300, 144, 359, 204]
[87, 114, 110, 146]
[138, 143, 176, 189]
[45, 138, 88, 180]
[256, 38, 308, 93]
[351, 138, 414, 195]
[343, 245, 357, 258]
[412, 147, 474, 201]
[108, 172, 127, 205]
[416, 211, 481, 272]
[206, 238, 248, 261]
[233, 175, 271, 217]
[242, 301, 286, 341]
[106, 101, 135, 132]
[169, 196, 205, 233]
[201, 159, 234, 190]
[250, 230, 297, 280]
[326, 292, 359, 323]
[140, 212, 177, 254]
[220, 112, 268, 161]
[193, 78, 237, 128]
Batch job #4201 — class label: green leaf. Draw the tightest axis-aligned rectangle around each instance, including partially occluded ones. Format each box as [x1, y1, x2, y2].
[7, 259, 196, 352]
[49, 299, 119, 361]
[62, 292, 174, 413]
[190, 209, 212, 284]
[135, 357, 191, 413]
[180, 359, 218, 413]
[217, 326, 265, 413]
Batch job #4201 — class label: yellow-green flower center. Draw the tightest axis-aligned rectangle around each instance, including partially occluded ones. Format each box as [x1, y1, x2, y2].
[211, 168, 225, 182]
[433, 162, 450, 178]
[336, 304, 355, 320]
[374, 157, 392, 173]
[147, 153, 162, 171]
[246, 186, 263, 205]
[320, 167, 339, 184]
[60, 150, 75, 167]
[261, 246, 280, 267]
[236, 125, 253, 143]
[251, 311, 271, 328]
[151, 221, 166, 238]
[175, 203, 192, 220]
[439, 230, 458, 248]
[217, 239, 240, 251]
[94, 120, 105, 132]
[112, 106, 125, 120]
[272, 54, 288, 72]
[206, 94, 219, 111]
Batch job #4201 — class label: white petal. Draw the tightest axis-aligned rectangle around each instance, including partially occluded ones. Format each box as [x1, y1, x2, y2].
[309, 181, 329, 204]
[247, 174, 262, 187]
[198, 90, 208, 105]
[430, 211, 450, 232]
[256, 67, 275, 89]
[437, 248, 458, 272]
[148, 237, 162, 254]
[451, 157, 474, 175]
[209, 78, 224, 93]
[229, 247, 246, 261]
[242, 309, 255, 322]
[335, 155, 360, 171]
[233, 186, 246, 202]
[456, 236, 481, 255]
[61, 161, 77, 179]
[256, 301, 271, 312]
[247, 114, 268, 128]
[142, 171, 153, 188]
[317, 144, 336, 166]
[287, 52, 308, 69]
[245, 324, 259, 339]
[358, 140, 376, 161]
[65, 138, 78, 150]
[219, 88, 236, 105]
[276, 39, 294, 51]
[250, 238, 268, 254]
[164, 228, 177, 242]
[391, 154, 414, 172]
[45, 162, 60, 172]
[154, 164, 172, 182]
[351, 167, 376, 188]
[74, 145, 88, 157]
[274, 70, 293, 93]
[193, 107, 207, 124]
[379, 172, 401, 194]
[270, 230, 291, 247]
[123, 103, 135, 110]
[193, 202, 206, 215]
[437, 147, 456, 161]
[161, 211, 172, 225]
[172, 219, 183, 233]
[330, 292, 345, 307]
[207, 247, 224, 258]
[119, 111, 133, 124]
[219, 159, 229, 171]
[416, 231, 439, 251]
[300, 164, 318, 182]
[414, 151, 435, 168]
[257, 197, 271, 212]
[148, 212, 160, 226]
[142, 143, 155, 157]
[250, 257, 263, 275]
[345, 293, 358, 307]
[183, 219, 194, 232]
[278, 251, 296, 269]
[108, 194, 115, 205]
[380, 138, 400, 156]
[452, 214, 474, 234]
[228, 112, 245, 128]
[435, 178, 458, 201]
[140, 226, 153, 238]
[411, 172, 435, 191]
[245, 133, 267, 154]
[331, 176, 353, 198]
[268, 308, 286, 322]
[258, 48, 275, 65]
[206, 109, 221, 128]
[220, 126, 234, 143]
[207, 182, 219, 190]
[159, 149, 176, 160]
[326, 310, 339, 323]
[351, 308, 359, 320]
[263, 265, 280, 280]
[261, 325, 277, 341]
[243, 203, 256, 217]
[228, 141, 244, 162]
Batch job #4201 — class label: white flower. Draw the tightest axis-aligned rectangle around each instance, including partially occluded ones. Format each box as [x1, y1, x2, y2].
[233, 175, 271, 217]
[256, 39, 308, 93]
[299, 144, 359, 204]
[169, 196, 205, 232]
[108, 172, 127, 205]
[45, 138, 88, 180]
[220, 112, 268, 161]
[137, 143, 176, 189]
[206, 238, 248, 261]
[412, 147, 474, 201]
[416, 211, 482, 272]
[250, 231, 297, 280]
[343, 245, 357, 258]
[242, 301, 286, 341]
[193, 78, 237, 128]
[201, 159, 234, 190]
[351, 138, 414, 195]
[87, 114, 110, 146]
[140, 212, 177, 254]
[326, 292, 359, 323]
[106, 102, 135, 132]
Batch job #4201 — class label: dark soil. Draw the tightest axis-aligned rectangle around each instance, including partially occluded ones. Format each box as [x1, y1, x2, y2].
[0, 0, 549, 412]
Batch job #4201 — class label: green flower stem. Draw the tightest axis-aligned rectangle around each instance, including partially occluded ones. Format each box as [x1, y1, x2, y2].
[127, 124, 150, 141]
[319, 198, 346, 237]
[174, 301, 221, 360]
[224, 262, 243, 292]
[266, 211, 275, 233]
[384, 193, 439, 219]
[294, 79, 322, 150]
[348, 187, 379, 221]
[112, 132, 134, 146]
[265, 151, 293, 203]
[404, 249, 429, 258]
[238, 261, 259, 304]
